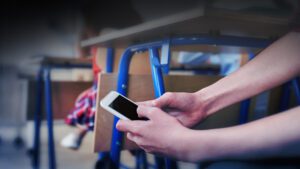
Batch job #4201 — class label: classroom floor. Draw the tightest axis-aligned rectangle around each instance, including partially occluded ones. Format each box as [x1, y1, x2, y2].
[0, 121, 198, 169]
[2, 122, 298, 169]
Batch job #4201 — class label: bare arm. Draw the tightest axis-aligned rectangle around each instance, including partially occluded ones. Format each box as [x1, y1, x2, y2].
[183, 106, 300, 162]
[116, 32, 300, 162]
[117, 106, 300, 162]
[199, 31, 300, 116]
[150, 32, 300, 127]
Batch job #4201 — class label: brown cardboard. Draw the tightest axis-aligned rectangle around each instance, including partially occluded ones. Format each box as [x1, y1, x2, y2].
[27, 81, 92, 120]
[93, 73, 242, 152]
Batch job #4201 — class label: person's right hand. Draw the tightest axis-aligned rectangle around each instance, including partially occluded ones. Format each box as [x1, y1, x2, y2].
[140, 92, 208, 127]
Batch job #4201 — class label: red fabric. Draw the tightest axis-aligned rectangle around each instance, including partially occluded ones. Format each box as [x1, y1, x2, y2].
[65, 47, 101, 130]
[65, 82, 97, 130]
[92, 47, 101, 75]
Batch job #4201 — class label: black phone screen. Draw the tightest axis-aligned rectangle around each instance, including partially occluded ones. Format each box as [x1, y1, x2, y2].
[109, 95, 145, 120]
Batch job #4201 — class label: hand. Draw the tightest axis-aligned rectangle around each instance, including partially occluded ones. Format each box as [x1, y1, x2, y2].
[116, 105, 191, 159]
[140, 92, 208, 127]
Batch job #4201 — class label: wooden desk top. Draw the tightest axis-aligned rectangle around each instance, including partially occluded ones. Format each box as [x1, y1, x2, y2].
[81, 7, 290, 48]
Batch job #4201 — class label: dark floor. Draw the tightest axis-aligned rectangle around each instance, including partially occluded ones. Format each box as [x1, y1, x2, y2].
[0, 122, 197, 169]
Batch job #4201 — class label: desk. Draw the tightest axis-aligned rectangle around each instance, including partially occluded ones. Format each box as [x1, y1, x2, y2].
[80, 7, 297, 169]
[31, 56, 92, 169]
[81, 7, 289, 48]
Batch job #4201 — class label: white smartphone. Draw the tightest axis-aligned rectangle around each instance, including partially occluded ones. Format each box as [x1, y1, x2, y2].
[100, 91, 146, 120]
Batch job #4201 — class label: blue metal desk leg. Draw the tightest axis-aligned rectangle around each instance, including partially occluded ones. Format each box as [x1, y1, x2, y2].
[106, 48, 115, 73]
[292, 78, 300, 105]
[44, 67, 56, 169]
[110, 49, 134, 168]
[239, 100, 250, 124]
[141, 151, 148, 169]
[135, 150, 148, 169]
[149, 48, 177, 169]
[135, 151, 140, 169]
[279, 82, 291, 112]
[33, 68, 43, 169]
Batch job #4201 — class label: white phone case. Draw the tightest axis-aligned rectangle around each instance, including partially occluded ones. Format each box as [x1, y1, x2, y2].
[100, 91, 134, 120]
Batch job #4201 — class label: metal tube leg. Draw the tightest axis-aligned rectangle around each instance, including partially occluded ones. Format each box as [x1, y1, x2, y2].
[110, 112, 123, 169]
[154, 157, 164, 169]
[279, 82, 291, 112]
[292, 78, 300, 105]
[106, 48, 115, 73]
[33, 68, 43, 169]
[141, 151, 148, 169]
[149, 48, 177, 169]
[136, 151, 143, 169]
[135, 151, 148, 169]
[110, 49, 134, 169]
[135, 151, 140, 169]
[44, 67, 56, 169]
[239, 99, 250, 124]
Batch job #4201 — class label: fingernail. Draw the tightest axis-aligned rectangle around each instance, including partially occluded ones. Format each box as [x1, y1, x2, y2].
[116, 120, 121, 128]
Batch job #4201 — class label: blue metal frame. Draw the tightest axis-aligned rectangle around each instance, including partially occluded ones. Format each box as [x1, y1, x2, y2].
[278, 77, 300, 113]
[135, 150, 148, 169]
[30, 33, 298, 169]
[44, 67, 56, 169]
[106, 48, 115, 73]
[292, 78, 300, 105]
[110, 35, 273, 169]
[149, 48, 177, 169]
[111, 48, 151, 169]
[32, 61, 92, 169]
[149, 48, 165, 97]
[110, 48, 134, 168]
[279, 81, 291, 112]
[239, 100, 251, 124]
[32, 68, 43, 169]
[161, 39, 171, 74]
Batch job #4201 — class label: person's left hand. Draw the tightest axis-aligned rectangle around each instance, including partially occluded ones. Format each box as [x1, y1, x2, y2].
[116, 105, 191, 158]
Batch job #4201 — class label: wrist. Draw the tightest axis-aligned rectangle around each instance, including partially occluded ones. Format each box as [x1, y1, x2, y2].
[194, 77, 236, 117]
[175, 128, 200, 161]
[184, 129, 239, 162]
[180, 129, 218, 162]
[194, 87, 219, 117]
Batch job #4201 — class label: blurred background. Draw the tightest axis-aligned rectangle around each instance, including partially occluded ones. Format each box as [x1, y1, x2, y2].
[0, 0, 298, 169]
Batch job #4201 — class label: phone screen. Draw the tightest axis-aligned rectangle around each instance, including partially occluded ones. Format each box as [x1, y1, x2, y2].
[109, 95, 146, 120]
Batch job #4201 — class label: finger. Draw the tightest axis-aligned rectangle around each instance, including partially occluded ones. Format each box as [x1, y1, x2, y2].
[176, 115, 196, 128]
[127, 132, 140, 143]
[153, 92, 176, 108]
[167, 111, 181, 117]
[127, 132, 133, 140]
[137, 105, 162, 119]
[137, 105, 174, 121]
[137, 100, 155, 106]
[116, 120, 145, 134]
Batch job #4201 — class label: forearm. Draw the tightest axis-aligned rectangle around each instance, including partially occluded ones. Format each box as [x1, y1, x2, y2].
[182, 106, 300, 162]
[196, 32, 300, 115]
